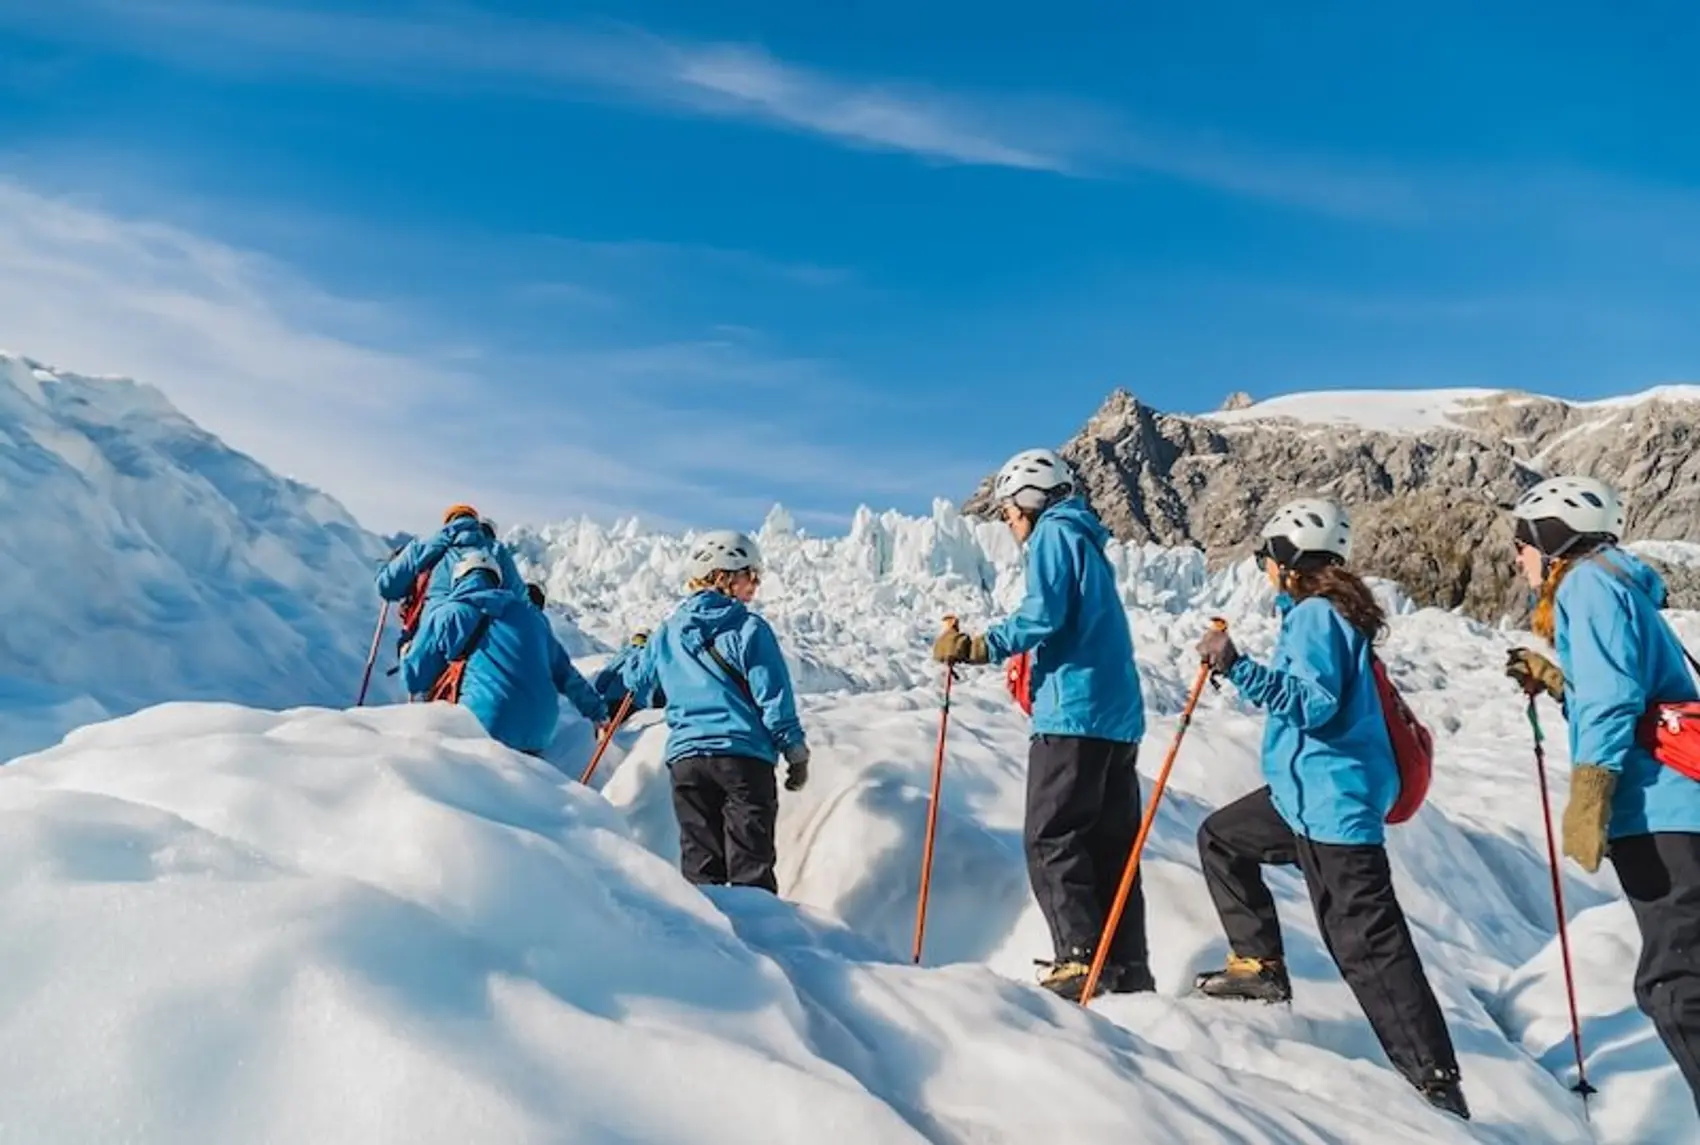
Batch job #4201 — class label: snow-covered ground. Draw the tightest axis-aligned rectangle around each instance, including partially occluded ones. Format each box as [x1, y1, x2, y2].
[1200, 382, 1700, 434]
[4, 361, 1698, 1142]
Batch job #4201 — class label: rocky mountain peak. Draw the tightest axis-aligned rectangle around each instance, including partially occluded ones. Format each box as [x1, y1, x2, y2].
[967, 386, 1700, 618]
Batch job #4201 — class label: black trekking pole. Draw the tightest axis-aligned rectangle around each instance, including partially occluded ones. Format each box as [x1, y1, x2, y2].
[355, 601, 392, 707]
[1526, 696, 1598, 1117]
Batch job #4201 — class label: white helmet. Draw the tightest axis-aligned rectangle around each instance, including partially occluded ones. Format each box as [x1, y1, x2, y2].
[1511, 476, 1623, 556]
[685, 530, 763, 582]
[1258, 498, 1353, 566]
[994, 448, 1076, 512]
[452, 551, 501, 582]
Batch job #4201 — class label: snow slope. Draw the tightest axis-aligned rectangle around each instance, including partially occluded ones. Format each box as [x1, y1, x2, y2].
[4, 367, 1698, 1141]
[0, 353, 391, 758]
[513, 505, 1700, 1144]
[0, 700, 1611, 1144]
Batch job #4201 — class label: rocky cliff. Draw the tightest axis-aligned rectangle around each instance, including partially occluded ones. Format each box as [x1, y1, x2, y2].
[965, 386, 1700, 618]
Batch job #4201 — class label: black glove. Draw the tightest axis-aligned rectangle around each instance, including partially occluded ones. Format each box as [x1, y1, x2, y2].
[783, 743, 810, 791]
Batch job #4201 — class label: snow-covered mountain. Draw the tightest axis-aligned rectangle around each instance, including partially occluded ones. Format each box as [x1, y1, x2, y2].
[0, 352, 390, 757]
[4, 357, 1699, 1142]
[964, 384, 1700, 621]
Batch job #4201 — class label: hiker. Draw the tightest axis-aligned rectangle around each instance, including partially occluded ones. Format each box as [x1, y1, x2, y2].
[595, 631, 665, 713]
[1505, 476, 1700, 1114]
[377, 504, 525, 615]
[1189, 498, 1467, 1118]
[402, 552, 608, 757]
[616, 531, 808, 893]
[931, 448, 1151, 1001]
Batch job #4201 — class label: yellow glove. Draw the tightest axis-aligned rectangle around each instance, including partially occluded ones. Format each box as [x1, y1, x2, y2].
[1561, 764, 1617, 873]
[931, 625, 988, 665]
[1506, 648, 1565, 702]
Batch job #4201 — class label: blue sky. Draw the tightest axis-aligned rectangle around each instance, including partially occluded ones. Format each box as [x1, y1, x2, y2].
[1, 1, 1697, 533]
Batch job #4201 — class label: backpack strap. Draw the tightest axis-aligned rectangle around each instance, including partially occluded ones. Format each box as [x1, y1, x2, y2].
[692, 636, 758, 707]
[428, 613, 495, 703]
[685, 631, 779, 752]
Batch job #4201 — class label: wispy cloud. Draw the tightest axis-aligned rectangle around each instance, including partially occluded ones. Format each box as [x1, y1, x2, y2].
[0, 172, 968, 532]
[0, 0, 1428, 220]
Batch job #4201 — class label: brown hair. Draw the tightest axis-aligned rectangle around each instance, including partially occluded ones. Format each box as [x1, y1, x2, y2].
[1283, 563, 1387, 642]
[688, 569, 747, 594]
[1530, 557, 1576, 643]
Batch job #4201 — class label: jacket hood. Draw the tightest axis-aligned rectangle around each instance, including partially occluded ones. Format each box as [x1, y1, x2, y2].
[447, 572, 519, 619]
[1037, 496, 1111, 550]
[676, 590, 750, 653]
[1592, 546, 1668, 607]
[444, 517, 492, 547]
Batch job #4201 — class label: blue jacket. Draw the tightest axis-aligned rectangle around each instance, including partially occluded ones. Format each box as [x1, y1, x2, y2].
[1228, 595, 1400, 846]
[983, 498, 1146, 744]
[376, 517, 525, 609]
[1553, 549, 1700, 839]
[619, 590, 805, 766]
[402, 572, 608, 753]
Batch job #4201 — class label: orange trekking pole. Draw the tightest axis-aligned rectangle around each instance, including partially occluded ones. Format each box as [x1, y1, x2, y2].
[579, 694, 635, 786]
[355, 601, 391, 707]
[1080, 618, 1225, 1005]
[913, 636, 960, 964]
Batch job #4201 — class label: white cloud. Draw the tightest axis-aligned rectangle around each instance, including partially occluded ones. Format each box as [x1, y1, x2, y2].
[0, 175, 973, 534]
[0, 0, 1427, 219]
[0, 177, 484, 526]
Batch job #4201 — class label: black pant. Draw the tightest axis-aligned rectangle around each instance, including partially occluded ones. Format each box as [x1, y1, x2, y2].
[1612, 832, 1700, 1114]
[1025, 735, 1148, 970]
[671, 755, 779, 893]
[1198, 787, 1458, 1081]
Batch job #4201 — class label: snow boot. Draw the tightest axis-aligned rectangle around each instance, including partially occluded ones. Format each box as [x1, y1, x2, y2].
[1192, 954, 1292, 1003]
[1035, 950, 1098, 1002]
[1106, 963, 1156, 995]
[1413, 1068, 1471, 1120]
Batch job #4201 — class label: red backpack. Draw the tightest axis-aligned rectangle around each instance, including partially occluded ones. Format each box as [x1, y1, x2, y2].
[1638, 645, 1700, 782]
[1372, 655, 1433, 824]
[398, 567, 434, 648]
[1006, 651, 1033, 716]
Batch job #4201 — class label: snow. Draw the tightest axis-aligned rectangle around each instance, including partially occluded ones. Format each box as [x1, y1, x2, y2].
[4, 356, 1699, 1142]
[0, 353, 393, 758]
[1199, 383, 1700, 435]
[1630, 540, 1700, 571]
[1200, 388, 1508, 433]
[1574, 384, 1700, 409]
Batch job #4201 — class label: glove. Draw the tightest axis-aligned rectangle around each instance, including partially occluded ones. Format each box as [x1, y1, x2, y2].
[783, 743, 810, 791]
[1197, 627, 1239, 675]
[1506, 648, 1565, 701]
[931, 628, 988, 665]
[631, 630, 650, 648]
[1562, 764, 1617, 873]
